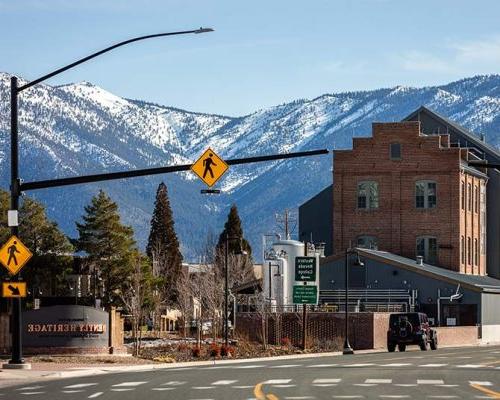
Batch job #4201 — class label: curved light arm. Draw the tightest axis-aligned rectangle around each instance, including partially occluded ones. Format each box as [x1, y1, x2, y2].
[18, 27, 214, 92]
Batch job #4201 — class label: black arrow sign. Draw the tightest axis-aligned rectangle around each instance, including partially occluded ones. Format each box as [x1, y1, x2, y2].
[8, 285, 20, 296]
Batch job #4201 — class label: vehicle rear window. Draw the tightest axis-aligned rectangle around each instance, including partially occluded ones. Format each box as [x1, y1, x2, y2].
[389, 314, 420, 328]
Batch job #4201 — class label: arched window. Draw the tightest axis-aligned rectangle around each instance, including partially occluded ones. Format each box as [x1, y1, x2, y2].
[415, 180, 437, 209]
[357, 181, 379, 209]
[357, 235, 378, 250]
[416, 236, 438, 265]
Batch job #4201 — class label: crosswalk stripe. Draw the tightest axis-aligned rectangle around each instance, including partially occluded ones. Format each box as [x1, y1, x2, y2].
[307, 364, 338, 368]
[263, 379, 292, 384]
[62, 390, 84, 393]
[272, 384, 296, 388]
[162, 381, 186, 386]
[152, 388, 175, 391]
[313, 384, 337, 387]
[232, 385, 255, 389]
[270, 364, 302, 368]
[211, 380, 238, 385]
[365, 379, 392, 384]
[111, 389, 134, 392]
[64, 383, 99, 389]
[470, 381, 493, 386]
[235, 365, 266, 369]
[417, 379, 444, 385]
[380, 363, 412, 367]
[313, 379, 341, 383]
[193, 387, 215, 390]
[112, 382, 147, 387]
[19, 393, 45, 396]
[456, 364, 485, 368]
[419, 364, 448, 367]
[379, 396, 410, 399]
[87, 393, 103, 399]
[344, 363, 375, 367]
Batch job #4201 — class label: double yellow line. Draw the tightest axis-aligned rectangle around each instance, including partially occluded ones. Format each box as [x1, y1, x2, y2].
[254, 382, 279, 400]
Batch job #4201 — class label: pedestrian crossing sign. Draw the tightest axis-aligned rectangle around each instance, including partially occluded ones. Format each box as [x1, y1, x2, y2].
[0, 235, 32, 275]
[191, 148, 229, 187]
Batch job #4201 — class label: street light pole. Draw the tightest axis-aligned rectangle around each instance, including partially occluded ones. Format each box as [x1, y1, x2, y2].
[343, 248, 364, 355]
[7, 27, 213, 367]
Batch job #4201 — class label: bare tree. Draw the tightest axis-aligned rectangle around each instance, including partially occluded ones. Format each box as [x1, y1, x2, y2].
[119, 254, 152, 356]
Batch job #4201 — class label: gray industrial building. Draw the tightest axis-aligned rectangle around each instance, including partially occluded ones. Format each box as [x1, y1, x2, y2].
[299, 106, 500, 278]
[319, 248, 500, 343]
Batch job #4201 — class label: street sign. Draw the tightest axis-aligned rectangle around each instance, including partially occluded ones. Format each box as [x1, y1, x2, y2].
[293, 285, 318, 305]
[295, 256, 317, 282]
[191, 148, 229, 187]
[2, 282, 27, 298]
[0, 236, 33, 275]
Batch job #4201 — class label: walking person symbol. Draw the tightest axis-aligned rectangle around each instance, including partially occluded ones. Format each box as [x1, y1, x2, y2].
[7, 241, 20, 266]
[203, 153, 217, 179]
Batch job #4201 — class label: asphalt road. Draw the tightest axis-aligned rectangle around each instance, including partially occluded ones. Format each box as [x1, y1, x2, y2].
[1, 345, 500, 400]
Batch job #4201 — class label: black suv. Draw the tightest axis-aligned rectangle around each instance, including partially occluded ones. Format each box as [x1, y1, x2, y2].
[387, 312, 437, 352]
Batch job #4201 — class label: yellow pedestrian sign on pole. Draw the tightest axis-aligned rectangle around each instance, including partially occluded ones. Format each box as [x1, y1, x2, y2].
[191, 148, 229, 187]
[2, 282, 27, 298]
[0, 236, 32, 275]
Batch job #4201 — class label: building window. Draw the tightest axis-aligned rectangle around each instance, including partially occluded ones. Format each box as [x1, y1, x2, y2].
[357, 181, 379, 209]
[357, 235, 378, 250]
[461, 236, 465, 264]
[416, 236, 438, 265]
[415, 180, 437, 209]
[474, 238, 478, 268]
[390, 143, 401, 160]
[468, 183, 472, 211]
[480, 185, 486, 255]
[461, 181, 465, 210]
[467, 237, 471, 265]
[474, 185, 479, 213]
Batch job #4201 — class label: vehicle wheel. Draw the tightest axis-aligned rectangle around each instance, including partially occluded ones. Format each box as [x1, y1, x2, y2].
[419, 338, 428, 351]
[398, 343, 406, 352]
[388, 342, 396, 352]
[430, 337, 438, 350]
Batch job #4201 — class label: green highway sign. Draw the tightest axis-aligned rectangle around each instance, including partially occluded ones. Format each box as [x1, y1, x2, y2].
[293, 285, 318, 305]
[295, 256, 316, 282]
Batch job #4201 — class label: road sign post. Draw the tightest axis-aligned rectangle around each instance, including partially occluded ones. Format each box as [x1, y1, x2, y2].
[2, 282, 27, 298]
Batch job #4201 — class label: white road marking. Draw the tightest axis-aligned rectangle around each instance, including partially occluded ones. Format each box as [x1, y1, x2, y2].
[365, 379, 392, 384]
[394, 384, 417, 387]
[152, 388, 175, 391]
[379, 396, 410, 399]
[88, 393, 103, 399]
[263, 379, 292, 384]
[419, 364, 448, 367]
[307, 364, 338, 368]
[270, 364, 302, 368]
[162, 381, 186, 386]
[470, 381, 493, 386]
[20, 393, 45, 396]
[202, 366, 230, 370]
[111, 389, 135, 392]
[456, 364, 485, 368]
[354, 384, 378, 387]
[380, 363, 412, 367]
[232, 386, 255, 389]
[235, 365, 266, 369]
[17, 386, 44, 391]
[193, 387, 215, 390]
[272, 384, 296, 388]
[332, 396, 364, 399]
[417, 379, 444, 385]
[211, 380, 238, 385]
[112, 382, 148, 387]
[64, 383, 99, 389]
[456, 356, 473, 358]
[313, 384, 337, 387]
[427, 396, 459, 399]
[313, 379, 341, 383]
[63, 390, 85, 393]
[436, 385, 459, 388]
[344, 363, 375, 367]
[167, 367, 196, 371]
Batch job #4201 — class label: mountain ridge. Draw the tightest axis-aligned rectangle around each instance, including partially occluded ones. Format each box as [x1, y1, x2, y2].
[0, 72, 499, 260]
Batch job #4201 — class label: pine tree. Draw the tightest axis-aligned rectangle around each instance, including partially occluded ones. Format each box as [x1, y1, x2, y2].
[146, 182, 183, 305]
[217, 204, 254, 286]
[76, 190, 136, 306]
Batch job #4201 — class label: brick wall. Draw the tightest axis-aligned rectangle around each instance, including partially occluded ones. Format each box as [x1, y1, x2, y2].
[333, 121, 487, 275]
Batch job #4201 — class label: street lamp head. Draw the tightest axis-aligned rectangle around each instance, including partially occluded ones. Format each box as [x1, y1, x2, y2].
[195, 27, 214, 34]
[353, 255, 364, 267]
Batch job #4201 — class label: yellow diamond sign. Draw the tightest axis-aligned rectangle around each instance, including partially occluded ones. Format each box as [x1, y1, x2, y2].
[0, 236, 32, 275]
[191, 148, 229, 187]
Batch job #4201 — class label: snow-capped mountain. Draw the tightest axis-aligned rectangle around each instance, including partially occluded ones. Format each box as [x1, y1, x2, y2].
[0, 72, 499, 259]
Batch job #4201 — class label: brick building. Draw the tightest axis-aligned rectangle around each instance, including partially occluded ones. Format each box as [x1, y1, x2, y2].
[333, 121, 488, 275]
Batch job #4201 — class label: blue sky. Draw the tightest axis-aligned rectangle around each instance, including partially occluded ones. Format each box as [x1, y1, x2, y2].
[1, 0, 500, 116]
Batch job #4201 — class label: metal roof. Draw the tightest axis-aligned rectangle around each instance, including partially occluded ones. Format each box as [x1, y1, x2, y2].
[357, 248, 500, 294]
[403, 106, 500, 161]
